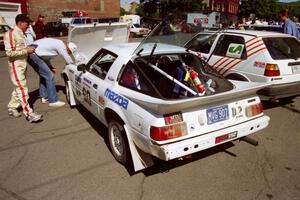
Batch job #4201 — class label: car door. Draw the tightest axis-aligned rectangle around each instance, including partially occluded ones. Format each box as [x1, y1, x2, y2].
[80, 49, 118, 120]
[208, 34, 247, 76]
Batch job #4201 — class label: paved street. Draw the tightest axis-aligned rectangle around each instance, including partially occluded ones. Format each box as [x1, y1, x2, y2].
[0, 48, 299, 200]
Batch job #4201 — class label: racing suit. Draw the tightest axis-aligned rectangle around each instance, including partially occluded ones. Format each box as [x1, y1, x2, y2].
[4, 26, 33, 117]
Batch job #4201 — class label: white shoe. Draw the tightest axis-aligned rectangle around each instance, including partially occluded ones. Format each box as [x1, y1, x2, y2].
[41, 98, 48, 104]
[8, 107, 22, 117]
[26, 112, 43, 123]
[49, 101, 65, 107]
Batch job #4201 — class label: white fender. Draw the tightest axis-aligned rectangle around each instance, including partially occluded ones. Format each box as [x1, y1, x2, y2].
[124, 125, 154, 172]
[67, 80, 78, 106]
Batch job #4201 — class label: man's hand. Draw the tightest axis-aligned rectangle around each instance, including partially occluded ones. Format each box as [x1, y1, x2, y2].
[51, 67, 58, 74]
[27, 47, 35, 54]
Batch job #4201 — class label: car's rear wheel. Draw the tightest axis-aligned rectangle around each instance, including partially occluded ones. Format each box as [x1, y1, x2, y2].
[108, 120, 130, 165]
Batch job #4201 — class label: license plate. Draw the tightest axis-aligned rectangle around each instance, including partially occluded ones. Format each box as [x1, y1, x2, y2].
[206, 105, 229, 125]
[215, 131, 238, 144]
[292, 65, 300, 74]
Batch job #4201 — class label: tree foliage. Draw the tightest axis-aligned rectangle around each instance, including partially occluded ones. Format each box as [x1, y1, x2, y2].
[239, 0, 282, 20]
[140, 0, 206, 18]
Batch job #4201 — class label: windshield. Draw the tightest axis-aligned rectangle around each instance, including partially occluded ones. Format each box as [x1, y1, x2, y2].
[133, 13, 223, 55]
[263, 37, 300, 60]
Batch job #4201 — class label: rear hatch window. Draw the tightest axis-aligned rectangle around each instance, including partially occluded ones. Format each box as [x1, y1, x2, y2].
[263, 37, 300, 60]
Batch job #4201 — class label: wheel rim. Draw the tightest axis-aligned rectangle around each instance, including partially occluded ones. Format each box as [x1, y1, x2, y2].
[110, 124, 124, 157]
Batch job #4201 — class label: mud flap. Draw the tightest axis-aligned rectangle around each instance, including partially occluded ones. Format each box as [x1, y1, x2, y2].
[124, 125, 154, 172]
[67, 80, 77, 106]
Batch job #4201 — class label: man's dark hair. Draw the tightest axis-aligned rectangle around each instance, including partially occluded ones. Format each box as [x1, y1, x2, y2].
[280, 9, 289, 17]
[15, 14, 30, 24]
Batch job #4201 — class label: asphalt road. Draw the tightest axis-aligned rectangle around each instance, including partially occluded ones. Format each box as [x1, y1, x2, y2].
[0, 45, 299, 200]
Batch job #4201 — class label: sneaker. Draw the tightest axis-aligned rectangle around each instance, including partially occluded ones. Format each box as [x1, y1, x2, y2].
[49, 101, 65, 107]
[26, 112, 43, 123]
[41, 98, 48, 104]
[8, 107, 21, 117]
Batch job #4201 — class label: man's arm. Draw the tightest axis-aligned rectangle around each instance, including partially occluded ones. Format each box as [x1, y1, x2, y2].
[4, 31, 29, 58]
[284, 21, 293, 35]
[57, 44, 74, 65]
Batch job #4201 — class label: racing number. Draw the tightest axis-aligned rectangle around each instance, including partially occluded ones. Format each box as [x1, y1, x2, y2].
[82, 87, 91, 106]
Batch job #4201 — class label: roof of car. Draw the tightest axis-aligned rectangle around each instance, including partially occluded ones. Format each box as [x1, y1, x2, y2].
[104, 42, 187, 56]
[223, 30, 292, 37]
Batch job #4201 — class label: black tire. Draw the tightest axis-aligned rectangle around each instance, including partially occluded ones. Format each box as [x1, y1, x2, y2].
[108, 120, 131, 165]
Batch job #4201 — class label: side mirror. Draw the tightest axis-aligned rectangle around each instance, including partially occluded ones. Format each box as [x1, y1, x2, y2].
[77, 64, 86, 72]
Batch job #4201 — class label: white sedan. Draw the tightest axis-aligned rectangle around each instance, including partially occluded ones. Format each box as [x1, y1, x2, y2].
[185, 30, 300, 100]
[63, 23, 270, 172]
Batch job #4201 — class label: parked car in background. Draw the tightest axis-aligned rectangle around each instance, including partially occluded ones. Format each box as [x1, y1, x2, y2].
[63, 22, 270, 172]
[45, 21, 69, 37]
[129, 23, 150, 37]
[70, 17, 92, 26]
[185, 30, 300, 100]
[0, 24, 11, 50]
[181, 23, 197, 33]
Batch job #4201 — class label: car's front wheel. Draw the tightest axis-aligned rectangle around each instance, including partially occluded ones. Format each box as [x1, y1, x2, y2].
[108, 120, 130, 165]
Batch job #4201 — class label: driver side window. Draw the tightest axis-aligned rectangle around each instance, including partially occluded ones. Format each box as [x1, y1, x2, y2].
[89, 51, 117, 79]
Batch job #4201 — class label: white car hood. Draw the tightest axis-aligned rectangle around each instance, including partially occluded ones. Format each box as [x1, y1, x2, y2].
[68, 22, 129, 63]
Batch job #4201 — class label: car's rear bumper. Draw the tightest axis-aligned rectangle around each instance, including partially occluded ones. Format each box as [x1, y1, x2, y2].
[258, 81, 300, 99]
[149, 115, 270, 161]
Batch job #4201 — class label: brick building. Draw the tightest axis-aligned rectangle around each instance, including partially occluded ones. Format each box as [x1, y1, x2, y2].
[208, 0, 239, 24]
[0, 0, 120, 22]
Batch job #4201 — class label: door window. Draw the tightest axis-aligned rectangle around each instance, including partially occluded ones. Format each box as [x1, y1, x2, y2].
[89, 51, 117, 79]
[119, 62, 157, 96]
[185, 33, 217, 54]
[214, 35, 247, 59]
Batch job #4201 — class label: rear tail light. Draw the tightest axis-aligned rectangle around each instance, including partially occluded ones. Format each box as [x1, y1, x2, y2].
[264, 64, 280, 76]
[150, 122, 187, 141]
[246, 103, 263, 117]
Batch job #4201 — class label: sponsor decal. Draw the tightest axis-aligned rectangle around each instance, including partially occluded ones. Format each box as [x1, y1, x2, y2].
[68, 69, 74, 74]
[83, 77, 92, 85]
[104, 88, 129, 109]
[98, 96, 105, 105]
[164, 112, 183, 125]
[189, 123, 196, 131]
[226, 43, 245, 58]
[75, 75, 81, 86]
[254, 61, 266, 68]
[82, 87, 91, 105]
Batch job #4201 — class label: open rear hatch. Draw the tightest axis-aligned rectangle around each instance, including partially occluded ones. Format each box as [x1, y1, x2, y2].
[68, 22, 129, 63]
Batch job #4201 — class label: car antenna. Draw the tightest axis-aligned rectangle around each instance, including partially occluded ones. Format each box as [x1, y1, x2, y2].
[148, 43, 157, 65]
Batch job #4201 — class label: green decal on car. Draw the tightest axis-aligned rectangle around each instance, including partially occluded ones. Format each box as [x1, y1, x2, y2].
[226, 43, 245, 59]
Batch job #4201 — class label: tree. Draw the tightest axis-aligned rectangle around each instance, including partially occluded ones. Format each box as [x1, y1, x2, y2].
[240, 0, 282, 20]
[142, 0, 159, 17]
[120, 7, 130, 16]
[160, 0, 206, 16]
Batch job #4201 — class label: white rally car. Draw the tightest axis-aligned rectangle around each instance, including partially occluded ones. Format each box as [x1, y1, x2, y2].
[185, 30, 300, 100]
[63, 22, 270, 172]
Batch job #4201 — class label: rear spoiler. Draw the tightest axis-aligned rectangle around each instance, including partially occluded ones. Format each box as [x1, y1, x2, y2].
[124, 81, 270, 115]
